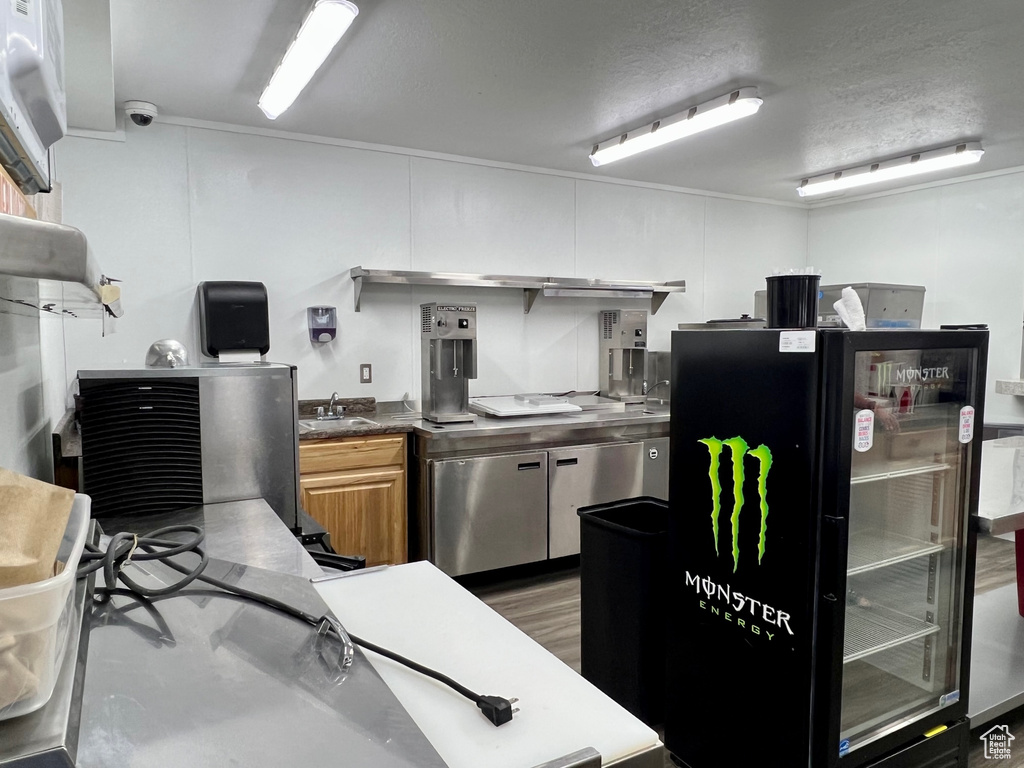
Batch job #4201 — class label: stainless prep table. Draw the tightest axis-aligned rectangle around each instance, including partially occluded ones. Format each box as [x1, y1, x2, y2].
[1, 497, 666, 768]
[0, 498, 448, 768]
[969, 438, 1024, 727]
[407, 407, 671, 576]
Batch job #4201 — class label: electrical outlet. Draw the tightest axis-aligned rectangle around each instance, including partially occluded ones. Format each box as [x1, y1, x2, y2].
[360, 364, 372, 383]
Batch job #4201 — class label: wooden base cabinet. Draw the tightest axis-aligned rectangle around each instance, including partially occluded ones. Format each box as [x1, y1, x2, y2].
[299, 435, 407, 567]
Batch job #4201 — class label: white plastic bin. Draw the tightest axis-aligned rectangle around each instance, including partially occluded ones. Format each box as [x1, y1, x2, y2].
[0, 494, 90, 720]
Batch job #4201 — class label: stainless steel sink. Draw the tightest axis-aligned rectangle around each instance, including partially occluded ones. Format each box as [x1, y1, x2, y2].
[643, 405, 671, 416]
[298, 417, 380, 433]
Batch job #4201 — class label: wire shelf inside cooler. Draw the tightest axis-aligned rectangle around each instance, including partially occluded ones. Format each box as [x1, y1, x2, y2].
[844, 603, 940, 664]
[847, 530, 944, 575]
[850, 459, 951, 485]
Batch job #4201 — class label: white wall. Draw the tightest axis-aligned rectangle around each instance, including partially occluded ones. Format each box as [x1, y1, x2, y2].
[46, 121, 1024, 428]
[45, 123, 807, 414]
[0, 280, 50, 479]
[808, 171, 1024, 424]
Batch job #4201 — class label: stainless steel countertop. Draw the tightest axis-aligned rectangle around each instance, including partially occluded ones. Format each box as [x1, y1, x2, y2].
[78, 558, 447, 767]
[57, 396, 667, 446]
[409, 406, 669, 439]
[300, 405, 670, 441]
[97, 498, 323, 580]
[1, 499, 448, 768]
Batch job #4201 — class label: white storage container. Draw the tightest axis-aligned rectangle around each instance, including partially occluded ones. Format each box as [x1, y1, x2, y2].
[0, 493, 89, 720]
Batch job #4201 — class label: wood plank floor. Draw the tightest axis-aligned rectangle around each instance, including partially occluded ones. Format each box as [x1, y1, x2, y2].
[468, 535, 1022, 767]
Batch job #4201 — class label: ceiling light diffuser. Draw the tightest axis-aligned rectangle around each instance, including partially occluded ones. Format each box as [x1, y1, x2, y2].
[797, 143, 985, 197]
[258, 0, 359, 120]
[589, 88, 763, 167]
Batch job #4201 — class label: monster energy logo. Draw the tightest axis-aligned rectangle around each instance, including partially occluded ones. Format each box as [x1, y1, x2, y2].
[685, 572, 794, 637]
[698, 437, 773, 572]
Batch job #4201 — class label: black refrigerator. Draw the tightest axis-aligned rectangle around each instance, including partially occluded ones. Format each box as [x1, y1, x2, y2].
[665, 328, 988, 768]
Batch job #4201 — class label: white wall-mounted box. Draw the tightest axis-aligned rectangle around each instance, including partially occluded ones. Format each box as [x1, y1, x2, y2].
[0, 0, 66, 193]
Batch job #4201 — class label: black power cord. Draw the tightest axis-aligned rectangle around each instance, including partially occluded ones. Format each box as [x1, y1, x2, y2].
[79, 524, 519, 727]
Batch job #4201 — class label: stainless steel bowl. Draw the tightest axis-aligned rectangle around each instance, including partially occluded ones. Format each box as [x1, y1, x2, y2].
[145, 339, 190, 368]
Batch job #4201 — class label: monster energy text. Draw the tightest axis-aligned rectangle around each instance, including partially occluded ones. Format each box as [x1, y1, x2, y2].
[698, 436, 773, 572]
[685, 572, 794, 638]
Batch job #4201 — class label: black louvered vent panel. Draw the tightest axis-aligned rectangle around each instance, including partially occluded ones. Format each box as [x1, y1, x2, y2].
[80, 379, 203, 517]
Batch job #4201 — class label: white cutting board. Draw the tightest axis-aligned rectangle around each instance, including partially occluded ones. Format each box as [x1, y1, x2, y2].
[469, 395, 582, 417]
[314, 562, 660, 768]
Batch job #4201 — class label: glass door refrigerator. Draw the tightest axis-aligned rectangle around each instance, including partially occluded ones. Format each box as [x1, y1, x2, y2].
[665, 327, 987, 768]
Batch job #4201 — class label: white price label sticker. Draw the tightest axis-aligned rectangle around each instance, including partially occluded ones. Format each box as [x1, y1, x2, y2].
[855, 409, 874, 452]
[779, 331, 817, 353]
[959, 406, 975, 444]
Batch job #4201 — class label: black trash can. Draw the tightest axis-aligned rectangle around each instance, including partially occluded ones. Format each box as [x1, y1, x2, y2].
[578, 496, 668, 726]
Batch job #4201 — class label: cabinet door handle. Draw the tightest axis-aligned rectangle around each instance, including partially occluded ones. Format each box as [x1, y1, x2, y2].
[517, 461, 541, 471]
[821, 515, 847, 602]
[555, 458, 578, 467]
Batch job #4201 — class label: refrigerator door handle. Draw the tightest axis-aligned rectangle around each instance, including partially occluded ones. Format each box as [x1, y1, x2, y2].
[821, 515, 847, 602]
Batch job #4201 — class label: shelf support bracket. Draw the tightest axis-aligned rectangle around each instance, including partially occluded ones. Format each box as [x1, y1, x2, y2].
[651, 291, 669, 315]
[353, 276, 363, 312]
[523, 288, 540, 314]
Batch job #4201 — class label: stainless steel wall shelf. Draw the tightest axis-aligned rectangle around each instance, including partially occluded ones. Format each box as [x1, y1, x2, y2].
[349, 267, 685, 314]
[0, 212, 122, 318]
[995, 379, 1024, 397]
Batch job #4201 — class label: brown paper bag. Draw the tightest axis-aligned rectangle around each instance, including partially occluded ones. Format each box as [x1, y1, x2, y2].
[0, 467, 75, 589]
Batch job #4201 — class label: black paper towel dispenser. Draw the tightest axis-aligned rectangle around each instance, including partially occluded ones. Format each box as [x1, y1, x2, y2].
[198, 281, 270, 356]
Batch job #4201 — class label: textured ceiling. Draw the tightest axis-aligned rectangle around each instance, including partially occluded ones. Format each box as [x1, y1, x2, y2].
[105, 0, 1024, 201]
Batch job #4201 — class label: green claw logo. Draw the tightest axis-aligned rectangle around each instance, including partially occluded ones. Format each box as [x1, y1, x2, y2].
[698, 437, 773, 572]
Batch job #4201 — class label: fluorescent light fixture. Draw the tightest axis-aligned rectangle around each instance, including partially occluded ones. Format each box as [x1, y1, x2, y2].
[589, 88, 763, 167]
[797, 142, 985, 197]
[258, 0, 359, 120]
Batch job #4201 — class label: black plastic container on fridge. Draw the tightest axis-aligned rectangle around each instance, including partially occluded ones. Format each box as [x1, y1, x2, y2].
[766, 273, 821, 328]
[665, 327, 988, 768]
[578, 497, 669, 726]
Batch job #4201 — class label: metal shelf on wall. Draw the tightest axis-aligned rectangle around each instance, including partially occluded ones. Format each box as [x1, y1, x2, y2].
[995, 380, 1024, 397]
[349, 267, 686, 314]
[0, 211, 122, 318]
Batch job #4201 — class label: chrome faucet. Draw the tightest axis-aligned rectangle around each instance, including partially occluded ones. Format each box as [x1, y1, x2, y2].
[643, 380, 671, 397]
[316, 392, 346, 420]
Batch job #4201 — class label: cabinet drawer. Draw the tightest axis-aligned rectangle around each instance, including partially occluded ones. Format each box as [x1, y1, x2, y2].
[301, 467, 403, 489]
[300, 435, 405, 474]
[300, 467, 406, 567]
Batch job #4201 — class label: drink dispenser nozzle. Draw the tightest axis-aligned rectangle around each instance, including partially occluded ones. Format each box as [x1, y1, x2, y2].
[433, 338, 478, 380]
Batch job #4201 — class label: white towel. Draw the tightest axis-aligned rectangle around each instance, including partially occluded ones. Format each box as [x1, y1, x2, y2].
[833, 286, 866, 331]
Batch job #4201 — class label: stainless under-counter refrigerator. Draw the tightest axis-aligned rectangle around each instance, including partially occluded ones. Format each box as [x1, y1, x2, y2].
[665, 327, 987, 768]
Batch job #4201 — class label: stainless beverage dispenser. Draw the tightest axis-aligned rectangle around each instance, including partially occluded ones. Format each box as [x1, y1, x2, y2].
[421, 303, 478, 423]
[599, 309, 648, 403]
